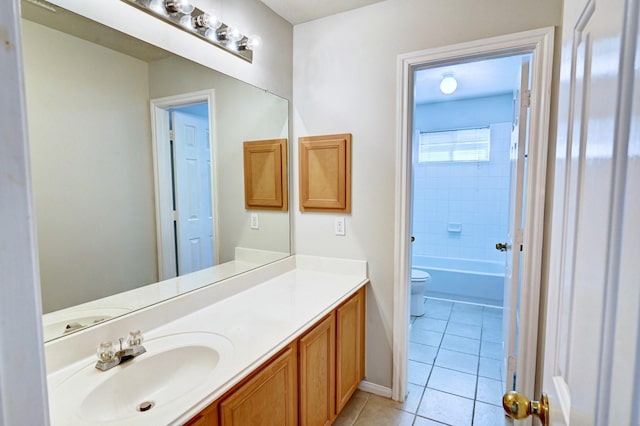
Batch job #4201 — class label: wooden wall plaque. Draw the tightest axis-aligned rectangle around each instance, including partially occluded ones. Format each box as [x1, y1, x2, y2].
[298, 133, 351, 213]
[243, 138, 288, 211]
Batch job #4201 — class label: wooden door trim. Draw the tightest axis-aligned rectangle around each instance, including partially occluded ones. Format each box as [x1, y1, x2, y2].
[0, 2, 50, 423]
[392, 26, 556, 402]
[150, 90, 219, 279]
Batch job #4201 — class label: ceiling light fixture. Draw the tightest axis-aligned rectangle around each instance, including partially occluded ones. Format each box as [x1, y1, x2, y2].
[122, 0, 258, 63]
[440, 73, 458, 95]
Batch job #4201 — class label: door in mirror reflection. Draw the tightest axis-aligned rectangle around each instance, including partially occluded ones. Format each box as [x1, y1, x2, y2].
[171, 106, 214, 275]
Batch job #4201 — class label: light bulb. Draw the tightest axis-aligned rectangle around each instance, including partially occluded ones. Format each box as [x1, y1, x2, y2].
[164, 0, 194, 14]
[440, 74, 458, 95]
[225, 25, 243, 42]
[205, 27, 219, 41]
[193, 13, 221, 30]
[148, 0, 167, 15]
[179, 14, 194, 29]
[245, 34, 262, 50]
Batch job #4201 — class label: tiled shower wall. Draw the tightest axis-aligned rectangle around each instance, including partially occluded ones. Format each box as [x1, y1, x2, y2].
[412, 94, 513, 263]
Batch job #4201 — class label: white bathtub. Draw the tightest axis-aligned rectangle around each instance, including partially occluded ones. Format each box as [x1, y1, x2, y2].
[412, 255, 504, 307]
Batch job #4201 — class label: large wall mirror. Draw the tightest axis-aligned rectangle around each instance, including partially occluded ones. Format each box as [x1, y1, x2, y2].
[21, 1, 290, 342]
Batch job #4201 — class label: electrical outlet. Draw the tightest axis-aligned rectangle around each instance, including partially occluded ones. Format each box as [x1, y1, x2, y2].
[335, 217, 345, 236]
[250, 213, 259, 230]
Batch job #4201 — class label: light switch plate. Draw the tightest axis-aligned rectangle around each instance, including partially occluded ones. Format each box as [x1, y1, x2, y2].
[335, 217, 345, 236]
[250, 213, 259, 229]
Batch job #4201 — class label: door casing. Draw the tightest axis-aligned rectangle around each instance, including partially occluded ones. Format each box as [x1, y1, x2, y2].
[392, 27, 555, 404]
[150, 90, 219, 280]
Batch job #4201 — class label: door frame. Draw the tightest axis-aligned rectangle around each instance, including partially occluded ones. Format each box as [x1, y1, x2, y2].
[392, 27, 555, 402]
[0, 1, 50, 423]
[150, 90, 219, 280]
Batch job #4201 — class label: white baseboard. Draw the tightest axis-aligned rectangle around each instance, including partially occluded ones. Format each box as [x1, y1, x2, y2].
[358, 380, 392, 398]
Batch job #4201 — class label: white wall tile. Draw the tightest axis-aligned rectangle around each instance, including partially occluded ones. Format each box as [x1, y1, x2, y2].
[412, 115, 513, 262]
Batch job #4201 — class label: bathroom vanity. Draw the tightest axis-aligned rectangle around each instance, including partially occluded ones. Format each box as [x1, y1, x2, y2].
[44, 256, 368, 425]
[187, 287, 364, 425]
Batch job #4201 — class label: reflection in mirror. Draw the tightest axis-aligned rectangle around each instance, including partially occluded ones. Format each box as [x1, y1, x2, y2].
[21, 1, 290, 341]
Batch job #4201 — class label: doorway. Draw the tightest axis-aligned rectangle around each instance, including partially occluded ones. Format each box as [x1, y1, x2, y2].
[406, 53, 530, 423]
[150, 90, 219, 280]
[392, 27, 555, 423]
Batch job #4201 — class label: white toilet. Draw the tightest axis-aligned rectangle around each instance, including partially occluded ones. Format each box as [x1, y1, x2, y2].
[410, 269, 431, 316]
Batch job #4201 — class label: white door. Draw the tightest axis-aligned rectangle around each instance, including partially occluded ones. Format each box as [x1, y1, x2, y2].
[172, 110, 214, 275]
[510, 0, 640, 424]
[502, 57, 530, 394]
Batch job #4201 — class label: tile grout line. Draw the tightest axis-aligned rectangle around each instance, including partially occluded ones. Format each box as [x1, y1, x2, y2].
[349, 392, 370, 425]
[470, 305, 487, 426]
[417, 297, 454, 424]
[417, 299, 505, 424]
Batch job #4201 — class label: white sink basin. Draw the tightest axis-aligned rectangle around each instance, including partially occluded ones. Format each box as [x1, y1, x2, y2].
[49, 332, 234, 425]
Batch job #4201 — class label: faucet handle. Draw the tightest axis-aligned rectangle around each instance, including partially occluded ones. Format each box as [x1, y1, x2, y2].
[127, 330, 144, 347]
[97, 341, 116, 362]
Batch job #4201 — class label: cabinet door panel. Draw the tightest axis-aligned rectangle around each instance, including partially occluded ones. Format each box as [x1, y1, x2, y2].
[184, 402, 218, 426]
[219, 344, 297, 426]
[299, 313, 336, 426]
[336, 288, 365, 413]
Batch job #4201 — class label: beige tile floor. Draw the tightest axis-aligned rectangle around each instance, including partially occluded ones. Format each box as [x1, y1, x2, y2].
[334, 298, 508, 426]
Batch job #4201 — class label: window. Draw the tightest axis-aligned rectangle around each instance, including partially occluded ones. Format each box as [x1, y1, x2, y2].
[418, 127, 490, 163]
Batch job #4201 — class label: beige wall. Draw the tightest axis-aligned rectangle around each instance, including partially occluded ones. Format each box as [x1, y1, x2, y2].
[23, 20, 157, 313]
[292, 0, 564, 388]
[147, 55, 290, 262]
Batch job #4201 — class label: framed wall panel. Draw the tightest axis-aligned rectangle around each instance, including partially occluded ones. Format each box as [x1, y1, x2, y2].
[298, 134, 351, 213]
[243, 138, 288, 211]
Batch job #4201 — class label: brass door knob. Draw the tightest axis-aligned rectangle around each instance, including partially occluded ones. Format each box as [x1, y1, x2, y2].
[502, 391, 549, 425]
[495, 242, 508, 251]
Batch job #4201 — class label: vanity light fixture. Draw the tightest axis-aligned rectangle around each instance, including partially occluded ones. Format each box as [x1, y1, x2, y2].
[195, 13, 222, 31]
[240, 35, 262, 51]
[121, 0, 259, 62]
[440, 73, 458, 95]
[164, 0, 194, 14]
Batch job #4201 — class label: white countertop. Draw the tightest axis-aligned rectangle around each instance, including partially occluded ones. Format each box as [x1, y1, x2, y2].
[45, 256, 368, 425]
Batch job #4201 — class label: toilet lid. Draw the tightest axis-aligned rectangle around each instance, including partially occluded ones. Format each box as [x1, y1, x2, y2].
[411, 269, 430, 280]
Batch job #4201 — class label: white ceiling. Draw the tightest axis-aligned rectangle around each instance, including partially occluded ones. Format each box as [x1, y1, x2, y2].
[414, 55, 529, 104]
[257, 1, 527, 104]
[259, 0, 385, 25]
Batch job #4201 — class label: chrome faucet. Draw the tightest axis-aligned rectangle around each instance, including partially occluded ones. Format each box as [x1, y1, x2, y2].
[95, 330, 146, 371]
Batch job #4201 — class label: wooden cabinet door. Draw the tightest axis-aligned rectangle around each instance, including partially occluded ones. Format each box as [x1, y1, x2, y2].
[335, 287, 365, 413]
[184, 402, 218, 426]
[219, 343, 297, 426]
[299, 313, 336, 426]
